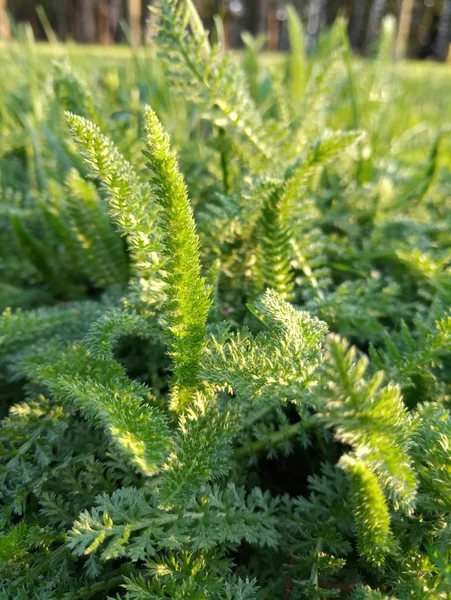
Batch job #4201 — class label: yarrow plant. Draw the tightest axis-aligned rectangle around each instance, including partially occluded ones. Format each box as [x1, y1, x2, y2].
[0, 3, 451, 599]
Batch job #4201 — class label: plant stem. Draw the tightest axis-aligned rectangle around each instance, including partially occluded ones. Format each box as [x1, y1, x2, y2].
[236, 421, 305, 458]
[219, 127, 230, 193]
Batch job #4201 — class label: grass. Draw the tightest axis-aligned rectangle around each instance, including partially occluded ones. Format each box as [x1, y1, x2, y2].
[2, 18, 451, 597]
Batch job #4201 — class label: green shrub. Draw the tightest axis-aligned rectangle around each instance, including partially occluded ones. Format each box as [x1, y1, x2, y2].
[0, 3, 451, 599]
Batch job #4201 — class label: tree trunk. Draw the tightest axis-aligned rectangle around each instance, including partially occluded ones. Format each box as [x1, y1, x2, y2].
[128, 0, 142, 45]
[0, 0, 11, 41]
[350, 0, 368, 51]
[267, 0, 279, 51]
[364, 0, 386, 51]
[145, 0, 159, 43]
[258, 0, 269, 38]
[306, 0, 325, 52]
[54, 0, 68, 40]
[417, 1, 436, 48]
[79, 0, 96, 43]
[111, 0, 122, 39]
[436, 0, 451, 61]
[96, 0, 116, 44]
[394, 0, 415, 59]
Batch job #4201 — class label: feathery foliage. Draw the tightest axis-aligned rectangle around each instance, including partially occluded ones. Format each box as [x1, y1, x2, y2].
[1, 4, 451, 599]
[144, 107, 211, 411]
[66, 113, 163, 291]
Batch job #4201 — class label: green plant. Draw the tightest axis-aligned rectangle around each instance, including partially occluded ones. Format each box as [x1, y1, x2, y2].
[0, 2, 451, 599]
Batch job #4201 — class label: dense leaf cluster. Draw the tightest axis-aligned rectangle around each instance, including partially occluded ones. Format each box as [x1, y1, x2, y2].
[0, 4, 451, 599]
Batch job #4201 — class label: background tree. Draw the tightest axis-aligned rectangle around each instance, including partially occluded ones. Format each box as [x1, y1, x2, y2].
[417, 0, 438, 56]
[257, 0, 269, 41]
[365, 0, 387, 51]
[0, 0, 10, 40]
[2, 0, 451, 61]
[350, 0, 369, 50]
[128, 0, 142, 45]
[54, 0, 67, 40]
[436, 0, 451, 60]
[96, 0, 121, 44]
[395, 0, 415, 58]
[306, 0, 325, 51]
[267, 0, 279, 50]
[79, 0, 96, 43]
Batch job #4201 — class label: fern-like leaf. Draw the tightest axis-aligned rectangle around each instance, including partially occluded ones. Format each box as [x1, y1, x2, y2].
[144, 107, 211, 411]
[340, 456, 392, 567]
[66, 113, 163, 295]
[319, 336, 417, 509]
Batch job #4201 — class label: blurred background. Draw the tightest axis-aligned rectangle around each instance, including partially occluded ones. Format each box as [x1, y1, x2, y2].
[0, 0, 451, 60]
